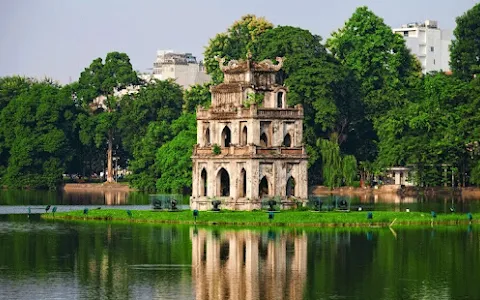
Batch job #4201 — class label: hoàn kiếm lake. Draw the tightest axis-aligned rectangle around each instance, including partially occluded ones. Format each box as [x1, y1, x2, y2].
[0, 214, 479, 300]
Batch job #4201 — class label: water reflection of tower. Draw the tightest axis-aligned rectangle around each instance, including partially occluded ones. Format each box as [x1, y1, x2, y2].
[191, 229, 307, 300]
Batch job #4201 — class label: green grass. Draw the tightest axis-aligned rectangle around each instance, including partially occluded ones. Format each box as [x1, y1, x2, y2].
[41, 209, 479, 228]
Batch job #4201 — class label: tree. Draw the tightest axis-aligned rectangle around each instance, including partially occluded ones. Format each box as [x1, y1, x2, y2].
[204, 14, 273, 83]
[326, 6, 422, 170]
[318, 138, 357, 188]
[319, 138, 342, 189]
[450, 3, 480, 80]
[155, 113, 197, 193]
[375, 73, 475, 186]
[0, 76, 31, 176]
[119, 79, 183, 155]
[77, 52, 139, 183]
[115, 79, 184, 191]
[327, 7, 421, 120]
[252, 26, 364, 182]
[183, 83, 211, 113]
[0, 80, 77, 188]
[0, 76, 30, 111]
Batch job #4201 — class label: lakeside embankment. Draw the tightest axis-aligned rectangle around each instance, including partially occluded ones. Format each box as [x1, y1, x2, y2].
[42, 209, 478, 228]
[62, 182, 133, 192]
[61, 183, 480, 198]
[312, 185, 480, 198]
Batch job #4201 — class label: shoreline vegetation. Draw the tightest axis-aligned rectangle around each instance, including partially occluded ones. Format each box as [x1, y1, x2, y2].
[41, 209, 478, 228]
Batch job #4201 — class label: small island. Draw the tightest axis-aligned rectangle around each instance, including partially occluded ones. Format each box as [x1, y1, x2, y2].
[42, 209, 477, 228]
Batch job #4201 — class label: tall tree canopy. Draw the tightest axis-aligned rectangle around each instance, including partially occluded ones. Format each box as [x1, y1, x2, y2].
[155, 113, 197, 193]
[119, 79, 183, 155]
[118, 79, 184, 191]
[450, 3, 480, 80]
[251, 25, 364, 183]
[183, 83, 211, 113]
[327, 6, 422, 120]
[204, 14, 273, 84]
[375, 73, 479, 186]
[0, 80, 78, 188]
[77, 52, 139, 183]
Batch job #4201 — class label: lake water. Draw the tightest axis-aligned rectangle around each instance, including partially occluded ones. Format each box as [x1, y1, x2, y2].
[1, 190, 480, 299]
[0, 215, 478, 300]
[1, 189, 480, 214]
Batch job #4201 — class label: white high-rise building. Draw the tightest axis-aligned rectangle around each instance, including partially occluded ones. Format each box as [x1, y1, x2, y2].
[393, 20, 452, 74]
[144, 50, 210, 88]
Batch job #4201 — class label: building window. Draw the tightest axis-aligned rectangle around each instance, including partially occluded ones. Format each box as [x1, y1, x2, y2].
[205, 128, 210, 146]
[217, 168, 230, 197]
[403, 31, 409, 37]
[259, 176, 269, 199]
[201, 169, 207, 196]
[430, 46, 434, 52]
[221, 126, 231, 147]
[283, 133, 292, 147]
[239, 168, 247, 197]
[241, 126, 248, 146]
[286, 176, 296, 197]
[277, 92, 283, 108]
[260, 133, 268, 147]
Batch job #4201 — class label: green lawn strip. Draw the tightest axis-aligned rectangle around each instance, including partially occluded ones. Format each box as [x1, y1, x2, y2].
[41, 210, 478, 228]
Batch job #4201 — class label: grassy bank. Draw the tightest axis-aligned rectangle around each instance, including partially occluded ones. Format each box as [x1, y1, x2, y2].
[41, 209, 478, 228]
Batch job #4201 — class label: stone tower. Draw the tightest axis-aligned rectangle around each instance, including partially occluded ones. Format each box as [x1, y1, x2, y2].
[191, 56, 308, 210]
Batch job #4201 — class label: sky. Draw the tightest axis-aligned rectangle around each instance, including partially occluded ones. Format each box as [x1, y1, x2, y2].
[1, 0, 478, 84]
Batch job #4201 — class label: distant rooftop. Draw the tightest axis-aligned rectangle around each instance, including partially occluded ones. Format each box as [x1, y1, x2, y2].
[398, 20, 439, 29]
[154, 50, 198, 66]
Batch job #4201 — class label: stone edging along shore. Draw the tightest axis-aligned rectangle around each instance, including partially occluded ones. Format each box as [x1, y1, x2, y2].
[62, 183, 132, 192]
[41, 210, 478, 228]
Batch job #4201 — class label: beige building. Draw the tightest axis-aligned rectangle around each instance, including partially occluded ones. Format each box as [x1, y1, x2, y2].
[147, 50, 210, 88]
[190, 56, 308, 210]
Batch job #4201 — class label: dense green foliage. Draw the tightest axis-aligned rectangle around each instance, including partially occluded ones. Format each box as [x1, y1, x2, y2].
[450, 3, 480, 80]
[77, 52, 139, 183]
[0, 79, 79, 188]
[1, 5, 480, 192]
[376, 73, 480, 186]
[327, 6, 422, 166]
[182, 83, 211, 113]
[204, 14, 273, 84]
[155, 113, 197, 193]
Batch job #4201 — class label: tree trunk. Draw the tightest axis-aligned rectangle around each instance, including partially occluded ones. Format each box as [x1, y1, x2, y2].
[107, 129, 114, 183]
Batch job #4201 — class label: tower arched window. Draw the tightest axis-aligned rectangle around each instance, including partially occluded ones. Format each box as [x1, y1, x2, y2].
[260, 132, 268, 147]
[286, 176, 296, 197]
[221, 126, 231, 147]
[217, 168, 230, 197]
[241, 126, 248, 146]
[201, 169, 207, 196]
[259, 176, 269, 199]
[239, 168, 247, 197]
[277, 91, 284, 108]
[283, 133, 292, 147]
[205, 128, 210, 146]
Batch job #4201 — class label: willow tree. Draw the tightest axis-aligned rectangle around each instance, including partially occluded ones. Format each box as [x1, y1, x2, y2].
[77, 52, 138, 183]
[319, 138, 342, 188]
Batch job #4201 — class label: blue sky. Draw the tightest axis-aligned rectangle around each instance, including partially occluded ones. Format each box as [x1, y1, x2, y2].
[1, 0, 478, 83]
